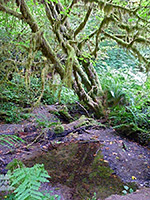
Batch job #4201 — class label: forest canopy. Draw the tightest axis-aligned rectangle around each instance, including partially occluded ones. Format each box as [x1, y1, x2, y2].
[0, 0, 150, 140]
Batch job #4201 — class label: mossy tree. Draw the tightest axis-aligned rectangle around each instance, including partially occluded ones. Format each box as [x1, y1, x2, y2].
[0, 0, 150, 117]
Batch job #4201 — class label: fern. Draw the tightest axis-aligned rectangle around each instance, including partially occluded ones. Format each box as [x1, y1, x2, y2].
[8, 163, 51, 200]
[1, 161, 60, 200]
[0, 174, 14, 192]
[0, 134, 24, 147]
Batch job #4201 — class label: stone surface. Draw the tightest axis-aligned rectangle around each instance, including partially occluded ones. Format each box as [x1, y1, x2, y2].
[104, 188, 150, 200]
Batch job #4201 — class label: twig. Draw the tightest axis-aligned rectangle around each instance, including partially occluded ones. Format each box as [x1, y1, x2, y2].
[26, 132, 43, 148]
[76, 101, 90, 117]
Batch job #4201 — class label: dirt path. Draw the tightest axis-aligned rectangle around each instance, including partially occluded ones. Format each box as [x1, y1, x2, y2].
[0, 105, 150, 199]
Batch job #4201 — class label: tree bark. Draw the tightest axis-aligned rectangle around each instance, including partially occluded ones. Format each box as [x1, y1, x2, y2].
[1, 0, 150, 117]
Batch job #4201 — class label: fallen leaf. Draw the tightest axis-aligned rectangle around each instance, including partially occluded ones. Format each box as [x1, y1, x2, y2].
[104, 160, 108, 163]
[132, 176, 136, 180]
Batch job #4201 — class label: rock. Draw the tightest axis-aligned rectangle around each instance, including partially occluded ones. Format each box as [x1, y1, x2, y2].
[104, 188, 150, 200]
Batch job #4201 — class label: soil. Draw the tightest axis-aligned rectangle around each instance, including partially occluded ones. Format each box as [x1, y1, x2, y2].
[0, 105, 150, 200]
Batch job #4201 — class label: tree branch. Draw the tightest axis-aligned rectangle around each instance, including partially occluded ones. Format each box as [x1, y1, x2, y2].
[19, 0, 39, 33]
[92, 16, 112, 57]
[74, 3, 93, 38]
[0, 3, 23, 19]
[103, 30, 150, 68]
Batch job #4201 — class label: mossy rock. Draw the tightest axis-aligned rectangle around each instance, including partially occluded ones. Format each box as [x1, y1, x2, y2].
[54, 124, 65, 135]
[74, 115, 105, 129]
[59, 108, 73, 122]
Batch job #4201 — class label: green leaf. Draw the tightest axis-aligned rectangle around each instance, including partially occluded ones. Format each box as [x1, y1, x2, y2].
[123, 185, 129, 190]
[122, 190, 128, 195]
[129, 188, 134, 193]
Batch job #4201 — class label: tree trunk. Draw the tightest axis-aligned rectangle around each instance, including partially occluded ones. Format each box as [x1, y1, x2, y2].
[18, 0, 105, 117]
[1, 0, 149, 117]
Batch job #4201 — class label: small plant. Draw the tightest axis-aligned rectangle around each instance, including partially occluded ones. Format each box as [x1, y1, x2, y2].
[36, 119, 59, 129]
[8, 163, 50, 200]
[0, 102, 31, 123]
[122, 185, 134, 195]
[2, 160, 60, 200]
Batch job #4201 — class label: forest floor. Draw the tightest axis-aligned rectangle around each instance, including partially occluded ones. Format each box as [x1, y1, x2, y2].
[0, 105, 150, 200]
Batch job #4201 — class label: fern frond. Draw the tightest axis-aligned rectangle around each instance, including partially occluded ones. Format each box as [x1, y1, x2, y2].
[3, 160, 59, 200]
[0, 174, 14, 191]
[9, 163, 51, 200]
[0, 134, 24, 147]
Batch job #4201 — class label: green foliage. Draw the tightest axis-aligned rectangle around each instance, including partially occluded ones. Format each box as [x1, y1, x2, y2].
[0, 75, 40, 123]
[96, 43, 150, 141]
[99, 67, 129, 107]
[0, 75, 42, 107]
[98, 63, 150, 141]
[9, 164, 49, 200]
[6, 159, 26, 172]
[0, 74, 78, 123]
[0, 174, 14, 192]
[36, 119, 59, 129]
[4, 193, 16, 200]
[42, 86, 78, 105]
[0, 102, 31, 123]
[4, 160, 60, 200]
[97, 41, 138, 70]
[0, 135, 24, 148]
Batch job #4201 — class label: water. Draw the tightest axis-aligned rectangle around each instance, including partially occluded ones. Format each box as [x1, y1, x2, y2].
[24, 141, 125, 199]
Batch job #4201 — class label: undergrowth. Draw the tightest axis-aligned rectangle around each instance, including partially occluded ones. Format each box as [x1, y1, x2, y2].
[0, 74, 78, 123]
[1, 159, 60, 200]
[98, 65, 150, 143]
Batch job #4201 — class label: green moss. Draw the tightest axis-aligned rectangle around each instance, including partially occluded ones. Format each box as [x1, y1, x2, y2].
[54, 124, 65, 134]
[74, 115, 105, 129]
